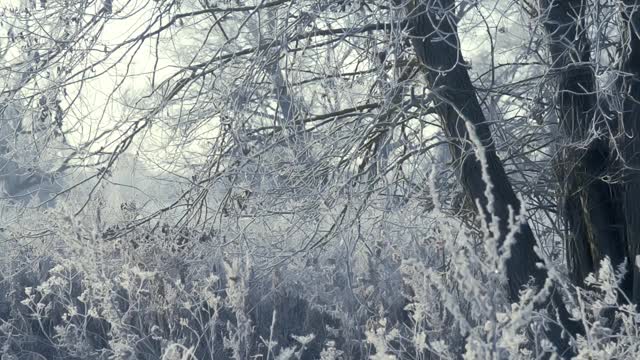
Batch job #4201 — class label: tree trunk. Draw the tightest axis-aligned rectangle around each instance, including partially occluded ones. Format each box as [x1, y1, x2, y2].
[619, 0, 640, 302]
[538, 0, 629, 293]
[406, 0, 580, 354]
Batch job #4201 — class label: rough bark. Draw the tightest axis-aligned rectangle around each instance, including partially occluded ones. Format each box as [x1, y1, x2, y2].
[539, 0, 629, 292]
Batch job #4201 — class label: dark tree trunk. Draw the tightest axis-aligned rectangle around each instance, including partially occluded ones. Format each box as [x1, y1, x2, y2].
[619, 0, 640, 302]
[538, 0, 629, 293]
[406, 0, 580, 355]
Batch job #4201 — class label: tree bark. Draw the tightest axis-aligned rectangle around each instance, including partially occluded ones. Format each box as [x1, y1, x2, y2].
[539, 0, 628, 293]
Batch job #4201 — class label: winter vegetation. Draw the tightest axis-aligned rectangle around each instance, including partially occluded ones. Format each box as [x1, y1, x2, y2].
[0, 0, 639, 358]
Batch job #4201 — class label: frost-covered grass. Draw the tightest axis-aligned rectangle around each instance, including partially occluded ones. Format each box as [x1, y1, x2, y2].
[0, 197, 638, 359]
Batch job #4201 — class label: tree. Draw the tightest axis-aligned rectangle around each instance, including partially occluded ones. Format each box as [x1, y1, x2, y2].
[405, 0, 582, 354]
[405, 0, 640, 353]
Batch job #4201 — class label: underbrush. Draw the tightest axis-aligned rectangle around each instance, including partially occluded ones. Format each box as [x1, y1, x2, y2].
[0, 204, 639, 360]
